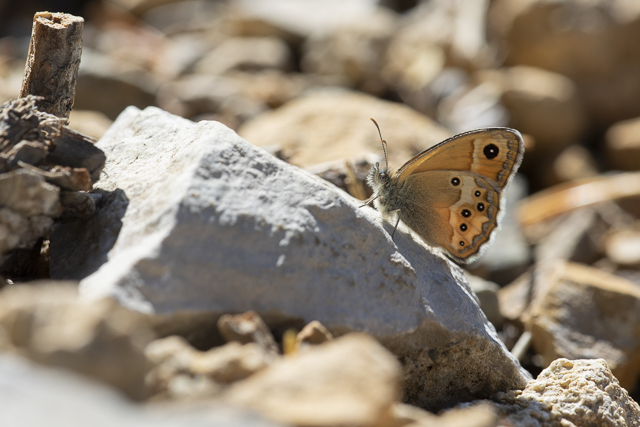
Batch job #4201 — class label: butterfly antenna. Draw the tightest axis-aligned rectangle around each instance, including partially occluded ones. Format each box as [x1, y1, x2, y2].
[370, 118, 389, 172]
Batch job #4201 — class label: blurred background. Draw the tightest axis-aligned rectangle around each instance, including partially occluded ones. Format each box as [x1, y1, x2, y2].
[2, 0, 640, 400]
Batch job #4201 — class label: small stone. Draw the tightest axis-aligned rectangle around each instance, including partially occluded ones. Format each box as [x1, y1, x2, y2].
[46, 128, 106, 183]
[0, 208, 52, 256]
[20, 164, 92, 192]
[233, 0, 380, 38]
[218, 311, 279, 355]
[191, 342, 272, 383]
[548, 144, 599, 186]
[59, 191, 99, 220]
[296, 320, 334, 348]
[0, 169, 61, 217]
[5, 140, 47, 168]
[226, 333, 401, 427]
[145, 335, 196, 368]
[145, 336, 271, 398]
[605, 116, 640, 171]
[605, 227, 640, 267]
[496, 358, 640, 426]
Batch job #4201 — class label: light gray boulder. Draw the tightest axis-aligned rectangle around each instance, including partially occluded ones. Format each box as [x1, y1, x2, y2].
[55, 106, 530, 411]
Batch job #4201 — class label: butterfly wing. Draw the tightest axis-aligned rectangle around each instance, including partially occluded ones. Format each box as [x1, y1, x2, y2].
[397, 170, 502, 262]
[396, 128, 524, 190]
[394, 128, 524, 263]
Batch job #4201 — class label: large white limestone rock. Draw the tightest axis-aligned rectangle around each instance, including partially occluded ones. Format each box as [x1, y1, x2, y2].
[53, 106, 529, 411]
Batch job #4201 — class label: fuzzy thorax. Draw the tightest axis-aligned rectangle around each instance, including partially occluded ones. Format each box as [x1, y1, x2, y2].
[367, 163, 403, 217]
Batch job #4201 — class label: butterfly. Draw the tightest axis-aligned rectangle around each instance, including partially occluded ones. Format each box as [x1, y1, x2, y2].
[364, 119, 525, 264]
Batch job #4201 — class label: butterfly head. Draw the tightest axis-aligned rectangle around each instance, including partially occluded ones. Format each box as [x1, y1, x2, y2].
[366, 161, 392, 192]
[367, 118, 393, 193]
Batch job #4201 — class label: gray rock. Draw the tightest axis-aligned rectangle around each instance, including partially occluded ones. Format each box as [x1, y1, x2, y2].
[71, 106, 529, 411]
[0, 354, 283, 427]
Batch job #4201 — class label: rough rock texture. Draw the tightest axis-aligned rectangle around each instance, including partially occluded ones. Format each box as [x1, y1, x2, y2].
[237, 90, 451, 169]
[529, 261, 640, 391]
[496, 358, 640, 427]
[0, 283, 154, 400]
[0, 354, 283, 427]
[66, 106, 529, 411]
[226, 334, 401, 427]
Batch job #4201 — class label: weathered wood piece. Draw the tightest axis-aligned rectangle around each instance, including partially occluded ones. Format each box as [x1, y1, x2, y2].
[19, 12, 84, 122]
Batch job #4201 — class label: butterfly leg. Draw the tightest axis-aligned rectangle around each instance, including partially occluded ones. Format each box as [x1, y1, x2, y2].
[391, 212, 401, 240]
[359, 194, 379, 208]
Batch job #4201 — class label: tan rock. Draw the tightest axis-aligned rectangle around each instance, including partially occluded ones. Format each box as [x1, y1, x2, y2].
[191, 342, 272, 383]
[227, 333, 401, 427]
[548, 144, 599, 186]
[296, 320, 333, 348]
[0, 283, 154, 400]
[145, 335, 210, 398]
[496, 358, 640, 426]
[218, 311, 279, 355]
[529, 261, 640, 390]
[232, 0, 382, 39]
[238, 91, 451, 169]
[194, 37, 292, 75]
[146, 335, 272, 398]
[380, 401, 499, 427]
[0, 169, 61, 218]
[605, 116, 640, 171]
[605, 226, 640, 267]
[490, 0, 640, 126]
[480, 66, 587, 152]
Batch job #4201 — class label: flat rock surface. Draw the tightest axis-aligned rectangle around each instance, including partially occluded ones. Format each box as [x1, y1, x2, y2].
[65, 106, 529, 411]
